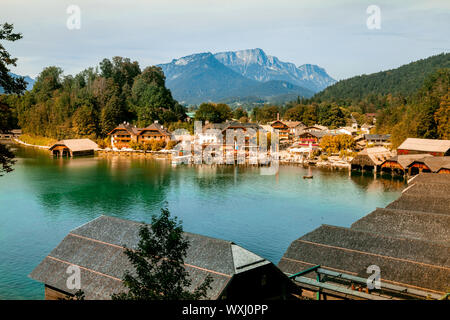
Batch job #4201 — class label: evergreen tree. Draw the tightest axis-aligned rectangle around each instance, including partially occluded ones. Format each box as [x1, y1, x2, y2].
[0, 22, 25, 176]
[112, 207, 213, 300]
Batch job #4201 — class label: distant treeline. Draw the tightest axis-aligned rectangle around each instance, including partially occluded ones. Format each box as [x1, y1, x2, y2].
[0, 57, 187, 141]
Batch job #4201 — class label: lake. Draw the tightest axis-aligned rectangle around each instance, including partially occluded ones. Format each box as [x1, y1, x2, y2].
[0, 144, 405, 299]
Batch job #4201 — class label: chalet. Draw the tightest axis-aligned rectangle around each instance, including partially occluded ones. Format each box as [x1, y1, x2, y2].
[350, 147, 392, 172]
[303, 124, 328, 133]
[284, 121, 305, 138]
[138, 123, 171, 144]
[49, 139, 99, 157]
[269, 120, 290, 141]
[397, 138, 450, 156]
[278, 173, 450, 300]
[108, 122, 171, 149]
[298, 131, 330, 147]
[29, 215, 295, 300]
[364, 134, 391, 146]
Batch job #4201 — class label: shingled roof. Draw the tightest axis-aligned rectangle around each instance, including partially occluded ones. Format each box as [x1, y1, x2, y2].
[351, 208, 450, 244]
[49, 139, 99, 152]
[383, 154, 433, 169]
[279, 173, 450, 296]
[398, 138, 450, 153]
[421, 156, 450, 172]
[351, 147, 392, 166]
[29, 215, 269, 300]
[278, 225, 450, 293]
[139, 123, 171, 137]
[386, 194, 450, 215]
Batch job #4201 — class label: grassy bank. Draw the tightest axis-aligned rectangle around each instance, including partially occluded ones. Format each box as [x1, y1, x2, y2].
[18, 134, 57, 147]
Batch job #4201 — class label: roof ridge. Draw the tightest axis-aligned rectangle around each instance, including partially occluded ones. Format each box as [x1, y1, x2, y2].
[305, 224, 449, 247]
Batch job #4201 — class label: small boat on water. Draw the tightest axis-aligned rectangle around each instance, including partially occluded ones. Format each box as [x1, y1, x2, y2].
[303, 167, 313, 179]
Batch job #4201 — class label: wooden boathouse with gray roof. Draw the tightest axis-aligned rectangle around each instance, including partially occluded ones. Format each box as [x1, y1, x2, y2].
[29, 215, 294, 300]
[278, 173, 450, 300]
[49, 139, 99, 157]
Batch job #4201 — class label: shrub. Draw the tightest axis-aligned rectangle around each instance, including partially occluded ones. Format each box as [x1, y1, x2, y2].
[151, 139, 166, 151]
[166, 140, 179, 150]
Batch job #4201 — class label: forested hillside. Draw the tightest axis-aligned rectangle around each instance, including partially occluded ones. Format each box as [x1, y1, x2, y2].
[376, 68, 449, 147]
[313, 53, 449, 103]
[0, 57, 186, 141]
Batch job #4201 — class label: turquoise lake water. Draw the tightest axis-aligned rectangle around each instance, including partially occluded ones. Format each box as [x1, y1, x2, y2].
[0, 145, 405, 299]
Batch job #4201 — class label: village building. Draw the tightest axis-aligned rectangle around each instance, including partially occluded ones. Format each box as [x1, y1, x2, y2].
[49, 139, 99, 157]
[397, 138, 450, 156]
[336, 126, 357, 136]
[278, 173, 449, 300]
[297, 131, 330, 147]
[364, 134, 391, 146]
[360, 123, 373, 134]
[350, 147, 392, 172]
[284, 121, 305, 138]
[108, 122, 171, 149]
[381, 154, 450, 176]
[303, 124, 328, 133]
[380, 154, 433, 176]
[0, 129, 22, 139]
[268, 119, 305, 141]
[269, 120, 290, 141]
[29, 215, 295, 300]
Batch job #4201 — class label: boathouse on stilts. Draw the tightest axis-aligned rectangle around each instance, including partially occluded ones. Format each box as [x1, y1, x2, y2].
[49, 139, 99, 157]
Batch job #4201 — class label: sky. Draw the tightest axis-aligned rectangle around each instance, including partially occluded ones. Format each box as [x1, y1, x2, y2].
[2, 0, 449, 80]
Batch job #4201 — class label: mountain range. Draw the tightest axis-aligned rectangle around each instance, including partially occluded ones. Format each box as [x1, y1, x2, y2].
[158, 48, 336, 105]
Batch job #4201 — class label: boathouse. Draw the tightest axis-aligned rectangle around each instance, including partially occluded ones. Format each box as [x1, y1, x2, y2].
[49, 139, 99, 157]
[278, 173, 450, 300]
[29, 215, 294, 300]
[397, 138, 450, 156]
[350, 147, 392, 172]
[381, 155, 450, 176]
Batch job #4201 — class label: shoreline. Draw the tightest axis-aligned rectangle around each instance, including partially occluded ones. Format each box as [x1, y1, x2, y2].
[12, 139, 353, 170]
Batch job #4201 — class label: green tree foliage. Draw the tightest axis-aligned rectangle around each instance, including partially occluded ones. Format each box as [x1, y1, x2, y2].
[0, 22, 25, 176]
[0, 23, 26, 94]
[72, 105, 97, 137]
[251, 105, 280, 123]
[313, 53, 450, 104]
[233, 107, 248, 120]
[283, 104, 318, 125]
[112, 207, 213, 300]
[4, 57, 187, 140]
[0, 143, 15, 176]
[319, 134, 355, 154]
[376, 68, 449, 147]
[317, 105, 347, 129]
[131, 66, 181, 126]
[194, 103, 233, 123]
